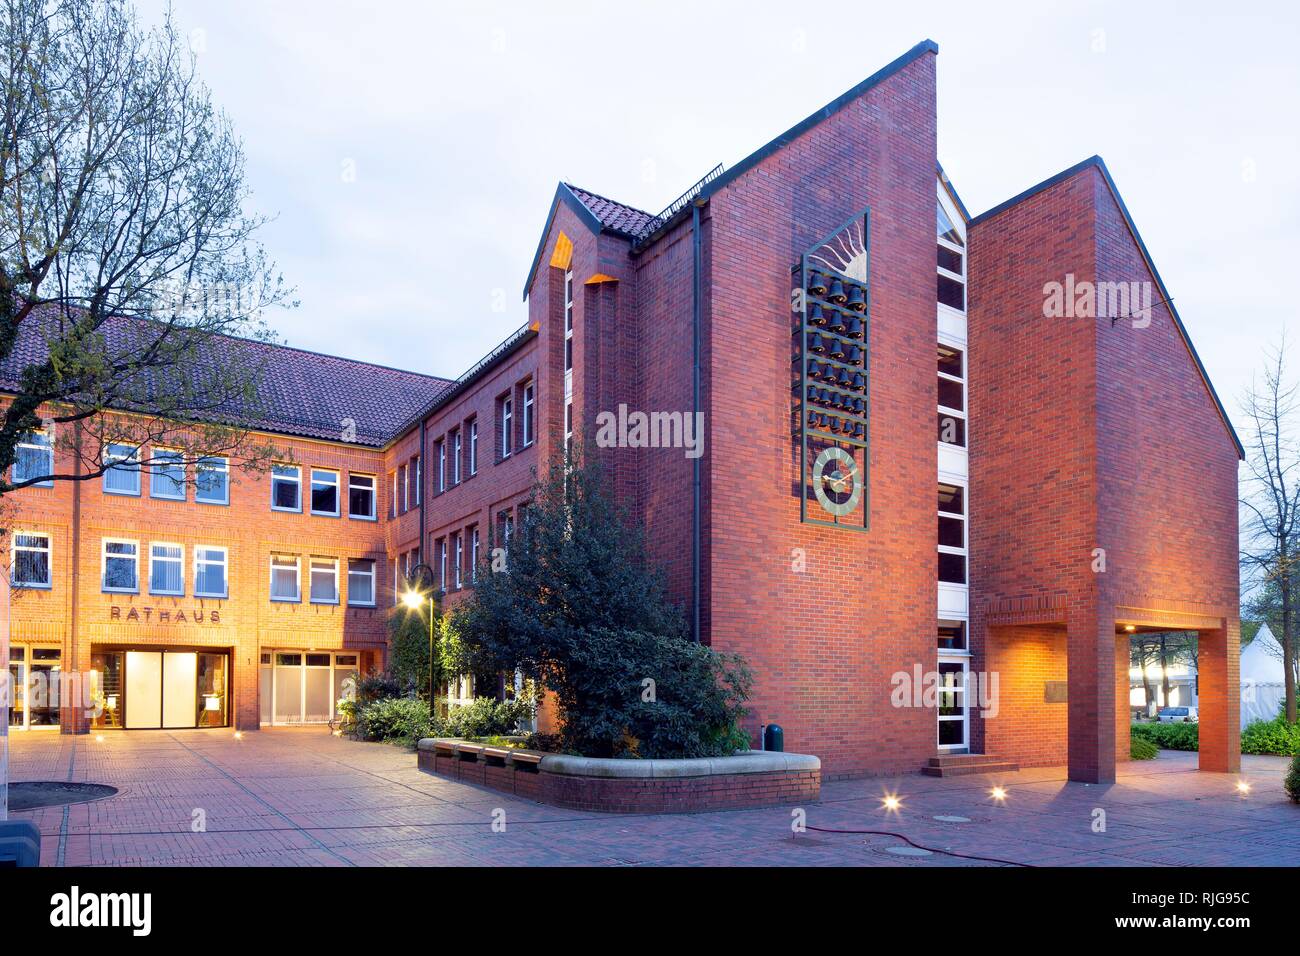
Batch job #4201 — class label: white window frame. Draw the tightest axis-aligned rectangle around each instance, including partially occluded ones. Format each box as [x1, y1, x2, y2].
[149, 448, 186, 500]
[309, 557, 339, 605]
[564, 270, 574, 388]
[413, 455, 421, 505]
[937, 190, 967, 316]
[437, 440, 446, 493]
[271, 464, 302, 512]
[937, 343, 967, 449]
[102, 443, 141, 496]
[938, 481, 968, 586]
[346, 558, 376, 607]
[309, 468, 340, 517]
[438, 538, 447, 591]
[194, 546, 229, 598]
[453, 533, 462, 589]
[522, 382, 535, 447]
[452, 430, 462, 484]
[12, 429, 53, 487]
[470, 527, 480, 583]
[501, 396, 513, 458]
[270, 553, 301, 602]
[11, 532, 52, 588]
[196, 456, 230, 505]
[469, 420, 478, 475]
[101, 538, 140, 593]
[149, 542, 185, 596]
[348, 473, 377, 520]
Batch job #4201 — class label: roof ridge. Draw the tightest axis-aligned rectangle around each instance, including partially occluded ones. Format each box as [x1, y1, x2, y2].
[563, 182, 655, 218]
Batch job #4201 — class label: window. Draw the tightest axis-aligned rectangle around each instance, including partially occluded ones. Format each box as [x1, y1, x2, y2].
[564, 270, 574, 377]
[453, 532, 463, 589]
[436, 440, 446, 493]
[271, 465, 301, 511]
[398, 463, 408, 513]
[452, 430, 462, 484]
[348, 473, 376, 519]
[103, 443, 140, 495]
[938, 621, 968, 651]
[470, 526, 480, 583]
[564, 399, 574, 464]
[937, 344, 967, 448]
[468, 419, 479, 475]
[498, 509, 513, 552]
[309, 557, 338, 604]
[12, 533, 51, 587]
[102, 539, 139, 592]
[194, 547, 228, 597]
[938, 483, 967, 585]
[347, 558, 376, 606]
[12, 430, 53, 487]
[149, 543, 184, 595]
[149, 448, 186, 500]
[500, 396, 513, 458]
[937, 200, 965, 312]
[437, 538, 447, 591]
[196, 456, 229, 504]
[411, 455, 421, 504]
[310, 469, 340, 516]
[522, 382, 535, 447]
[270, 554, 300, 602]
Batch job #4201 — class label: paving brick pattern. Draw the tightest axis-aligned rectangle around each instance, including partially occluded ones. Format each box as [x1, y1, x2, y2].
[8, 728, 1298, 866]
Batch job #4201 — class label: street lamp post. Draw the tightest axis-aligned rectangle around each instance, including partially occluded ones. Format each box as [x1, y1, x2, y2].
[401, 563, 438, 710]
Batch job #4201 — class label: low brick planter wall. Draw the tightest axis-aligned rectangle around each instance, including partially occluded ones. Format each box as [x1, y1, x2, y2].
[417, 739, 820, 813]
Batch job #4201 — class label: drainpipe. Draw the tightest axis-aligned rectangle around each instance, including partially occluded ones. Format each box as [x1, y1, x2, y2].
[418, 418, 427, 563]
[691, 204, 702, 643]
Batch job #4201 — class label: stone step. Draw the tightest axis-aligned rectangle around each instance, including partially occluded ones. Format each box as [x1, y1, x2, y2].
[926, 753, 1013, 768]
[922, 753, 1019, 777]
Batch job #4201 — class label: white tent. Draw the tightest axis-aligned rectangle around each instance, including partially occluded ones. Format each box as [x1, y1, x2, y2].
[1241, 623, 1288, 729]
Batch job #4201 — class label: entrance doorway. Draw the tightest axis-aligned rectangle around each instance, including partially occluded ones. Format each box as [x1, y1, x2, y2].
[109, 649, 229, 730]
[260, 651, 359, 725]
[938, 656, 970, 751]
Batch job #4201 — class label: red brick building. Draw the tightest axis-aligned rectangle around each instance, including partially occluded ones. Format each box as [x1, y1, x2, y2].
[3, 40, 1240, 784]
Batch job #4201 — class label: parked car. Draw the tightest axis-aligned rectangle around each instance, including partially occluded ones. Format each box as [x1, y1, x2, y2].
[1157, 706, 1198, 723]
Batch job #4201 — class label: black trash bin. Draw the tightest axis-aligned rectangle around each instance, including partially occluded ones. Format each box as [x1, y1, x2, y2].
[763, 723, 784, 753]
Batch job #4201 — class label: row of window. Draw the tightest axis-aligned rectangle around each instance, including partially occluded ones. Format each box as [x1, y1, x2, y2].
[10, 533, 379, 606]
[272, 465, 377, 519]
[431, 381, 535, 497]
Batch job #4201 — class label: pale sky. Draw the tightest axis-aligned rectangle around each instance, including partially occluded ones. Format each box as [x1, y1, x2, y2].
[141, 0, 1298, 424]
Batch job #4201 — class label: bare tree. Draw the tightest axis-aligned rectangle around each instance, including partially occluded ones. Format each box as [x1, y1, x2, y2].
[0, 0, 291, 500]
[1240, 335, 1299, 725]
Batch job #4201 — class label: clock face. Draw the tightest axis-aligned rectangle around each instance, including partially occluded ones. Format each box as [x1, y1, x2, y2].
[811, 445, 863, 517]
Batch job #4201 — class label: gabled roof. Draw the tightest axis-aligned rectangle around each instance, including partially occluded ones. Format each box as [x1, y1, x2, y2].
[969, 155, 1244, 460]
[522, 39, 940, 298]
[1, 305, 453, 447]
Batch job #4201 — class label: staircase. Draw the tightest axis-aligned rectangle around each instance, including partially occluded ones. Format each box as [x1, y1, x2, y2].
[922, 753, 1019, 777]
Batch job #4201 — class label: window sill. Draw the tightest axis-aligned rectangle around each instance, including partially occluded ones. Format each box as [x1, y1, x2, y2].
[347, 601, 376, 609]
[149, 493, 186, 503]
[196, 497, 230, 507]
[309, 511, 341, 519]
[348, 514, 378, 522]
[271, 505, 302, 514]
[310, 599, 340, 606]
[13, 582, 52, 590]
[270, 596, 301, 604]
[102, 588, 139, 595]
[195, 592, 228, 600]
[103, 488, 142, 497]
[150, 591, 185, 598]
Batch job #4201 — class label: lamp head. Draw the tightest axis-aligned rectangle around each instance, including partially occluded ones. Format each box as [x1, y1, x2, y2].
[401, 589, 424, 611]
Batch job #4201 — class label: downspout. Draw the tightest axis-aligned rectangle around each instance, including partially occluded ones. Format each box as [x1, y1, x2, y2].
[691, 204, 702, 643]
[418, 418, 427, 565]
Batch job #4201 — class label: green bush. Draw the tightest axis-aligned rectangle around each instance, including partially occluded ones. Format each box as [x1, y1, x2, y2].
[1131, 721, 1199, 751]
[354, 697, 434, 743]
[1241, 717, 1300, 756]
[1285, 755, 1300, 803]
[444, 695, 536, 739]
[355, 671, 403, 705]
[1130, 735, 1159, 760]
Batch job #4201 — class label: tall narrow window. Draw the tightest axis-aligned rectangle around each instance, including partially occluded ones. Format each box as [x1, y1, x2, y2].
[411, 455, 421, 504]
[937, 344, 967, 447]
[436, 440, 446, 493]
[522, 382, 535, 447]
[149, 543, 184, 595]
[12, 533, 51, 587]
[937, 201, 965, 312]
[102, 539, 139, 592]
[453, 533, 463, 589]
[501, 395, 513, 458]
[470, 527, 480, 583]
[348, 473, 376, 519]
[347, 558, 376, 606]
[564, 399, 574, 464]
[270, 554, 300, 601]
[468, 419, 479, 475]
[196, 456, 229, 505]
[271, 465, 301, 511]
[194, 547, 228, 598]
[12, 430, 53, 487]
[437, 538, 447, 591]
[309, 558, 339, 604]
[564, 270, 574, 379]
[452, 430, 462, 484]
[310, 468, 340, 516]
[937, 483, 967, 585]
[150, 448, 186, 500]
[103, 444, 140, 496]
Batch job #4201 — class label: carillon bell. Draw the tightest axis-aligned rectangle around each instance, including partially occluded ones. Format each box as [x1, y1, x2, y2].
[807, 360, 822, 380]
[852, 422, 866, 440]
[808, 303, 829, 326]
[829, 309, 848, 335]
[829, 338, 848, 361]
[827, 277, 847, 304]
[836, 368, 852, 388]
[846, 316, 864, 339]
[847, 344, 863, 365]
[807, 332, 827, 354]
[807, 270, 828, 296]
[851, 372, 866, 390]
[846, 284, 866, 311]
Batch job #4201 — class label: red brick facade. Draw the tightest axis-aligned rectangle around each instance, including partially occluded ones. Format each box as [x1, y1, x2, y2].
[4, 41, 1241, 785]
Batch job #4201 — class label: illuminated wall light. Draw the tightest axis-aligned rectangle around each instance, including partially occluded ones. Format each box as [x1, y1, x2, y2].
[1124, 625, 1137, 633]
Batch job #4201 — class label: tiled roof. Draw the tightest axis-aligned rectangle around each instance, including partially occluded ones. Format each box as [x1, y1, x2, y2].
[0, 305, 453, 447]
[565, 185, 658, 238]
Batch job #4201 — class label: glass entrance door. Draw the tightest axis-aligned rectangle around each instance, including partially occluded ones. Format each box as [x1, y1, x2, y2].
[266, 652, 360, 725]
[937, 657, 969, 751]
[8, 645, 61, 729]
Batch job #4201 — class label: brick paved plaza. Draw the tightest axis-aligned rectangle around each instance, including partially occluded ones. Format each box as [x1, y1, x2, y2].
[8, 728, 1298, 866]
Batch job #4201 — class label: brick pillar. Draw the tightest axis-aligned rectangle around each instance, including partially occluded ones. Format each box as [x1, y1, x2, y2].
[1116, 632, 1131, 764]
[1067, 600, 1116, 783]
[1197, 620, 1240, 773]
[233, 645, 260, 732]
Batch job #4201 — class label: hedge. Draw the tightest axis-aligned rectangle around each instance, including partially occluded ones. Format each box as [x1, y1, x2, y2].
[1131, 718, 1300, 756]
